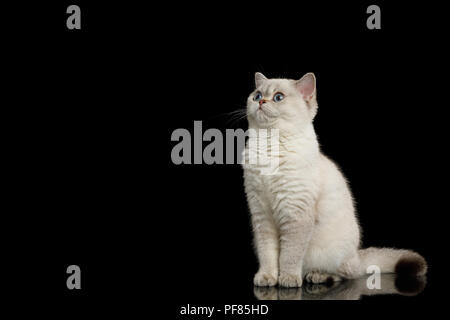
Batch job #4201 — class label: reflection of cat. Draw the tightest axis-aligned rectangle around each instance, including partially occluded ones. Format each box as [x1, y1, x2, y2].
[254, 274, 426, 300]
[243, 73, 427, 288]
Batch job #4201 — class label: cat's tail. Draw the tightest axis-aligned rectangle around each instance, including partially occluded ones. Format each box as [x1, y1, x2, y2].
[357, 247, 427, 277]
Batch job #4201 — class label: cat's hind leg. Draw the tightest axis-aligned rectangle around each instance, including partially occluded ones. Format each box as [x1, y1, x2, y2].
[336, 253, 362, 279]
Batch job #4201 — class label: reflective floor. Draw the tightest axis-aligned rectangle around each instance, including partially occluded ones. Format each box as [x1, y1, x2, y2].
[254, 274, 426, 300]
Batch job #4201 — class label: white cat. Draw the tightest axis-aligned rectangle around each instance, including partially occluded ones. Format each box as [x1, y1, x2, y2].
[243, 72, 427, 287]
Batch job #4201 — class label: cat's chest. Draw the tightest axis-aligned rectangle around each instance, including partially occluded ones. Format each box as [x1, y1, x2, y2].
[246, 167, 302, 201]
[244, 155, 319, 211]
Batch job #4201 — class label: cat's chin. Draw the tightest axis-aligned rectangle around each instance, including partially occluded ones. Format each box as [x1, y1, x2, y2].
[250, 118, 271, 129]
[252, 110, 277, 127]
[251, 121, 278, 130]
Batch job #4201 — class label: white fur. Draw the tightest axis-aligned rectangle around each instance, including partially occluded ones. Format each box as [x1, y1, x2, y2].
[243, 73, 426, 287]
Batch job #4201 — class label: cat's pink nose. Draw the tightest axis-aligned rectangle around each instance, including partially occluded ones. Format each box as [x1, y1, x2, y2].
[259, 99, 267, 106]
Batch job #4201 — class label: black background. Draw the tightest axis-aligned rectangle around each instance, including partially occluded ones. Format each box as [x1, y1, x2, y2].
[3, 0, 448, 317]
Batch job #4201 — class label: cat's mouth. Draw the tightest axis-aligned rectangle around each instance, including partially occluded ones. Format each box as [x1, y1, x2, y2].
[256, 108, 267, 118]
[257, 105, 268, 114]
[254, 109, 273, 124]
[257, 105, 276, 118]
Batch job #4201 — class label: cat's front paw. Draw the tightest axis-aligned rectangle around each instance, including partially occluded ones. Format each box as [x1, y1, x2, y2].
[278, 272, 303, 288]
[254, 271, 278, 287]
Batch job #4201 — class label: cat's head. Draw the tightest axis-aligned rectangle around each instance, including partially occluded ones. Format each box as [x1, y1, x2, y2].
[246, 72, 318, 129]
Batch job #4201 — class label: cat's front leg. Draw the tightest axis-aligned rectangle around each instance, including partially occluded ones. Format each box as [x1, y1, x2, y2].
[278, 212, 314, 287]
[250, 207, 279, 287]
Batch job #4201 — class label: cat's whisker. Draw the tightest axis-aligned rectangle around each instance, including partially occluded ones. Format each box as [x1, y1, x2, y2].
[206, 106, 248, 122]
[225, 111, 249, 127]
[222, 108, 248, 126]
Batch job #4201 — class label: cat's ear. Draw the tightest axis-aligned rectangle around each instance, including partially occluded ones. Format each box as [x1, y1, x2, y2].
[295, 73, 316, 102]
[296, 73, 318, 118]
[255, 72, 267, 88]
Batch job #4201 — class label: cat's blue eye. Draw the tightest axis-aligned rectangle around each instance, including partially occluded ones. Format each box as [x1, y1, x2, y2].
[273, 93, 284, 102]
[253, 92, 263, 101]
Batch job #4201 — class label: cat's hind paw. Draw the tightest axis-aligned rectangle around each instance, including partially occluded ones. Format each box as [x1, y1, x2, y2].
[304, 270, 341, 285]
